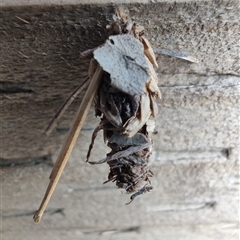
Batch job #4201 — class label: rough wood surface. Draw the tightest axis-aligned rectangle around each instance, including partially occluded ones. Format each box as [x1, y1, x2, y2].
[0, 1, 239, 240]
[1, 139, 239, 239]
[1, 1, 239, 162]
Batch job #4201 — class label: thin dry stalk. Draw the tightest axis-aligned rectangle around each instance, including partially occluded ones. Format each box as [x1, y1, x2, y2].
[45, 77, 89, 135]
[33, 65, 103, 223]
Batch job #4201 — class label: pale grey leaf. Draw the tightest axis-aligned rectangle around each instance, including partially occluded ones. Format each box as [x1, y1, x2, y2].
[94, 34, 151, 96]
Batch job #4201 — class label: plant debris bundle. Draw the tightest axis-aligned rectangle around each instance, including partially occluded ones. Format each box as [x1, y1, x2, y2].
[34, 6, 199, 223]
[86, 7, 161, 204]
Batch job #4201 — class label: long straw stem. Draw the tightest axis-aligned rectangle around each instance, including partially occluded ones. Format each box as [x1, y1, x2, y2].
[33, 65, 103, 223]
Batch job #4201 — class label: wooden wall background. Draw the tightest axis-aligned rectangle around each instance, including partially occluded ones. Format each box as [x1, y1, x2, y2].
[1, 1, 239, 239]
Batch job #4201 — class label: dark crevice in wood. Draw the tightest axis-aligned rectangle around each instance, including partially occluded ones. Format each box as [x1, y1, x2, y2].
[82, 226, 141, 235]
[221, 148, 231, 159]
[148, 201, 217, 213]
[0, 87, 35, 94]
[0, 154, 53, 167]
[0, 82, 35, 94]
[1, 208, 65, 219]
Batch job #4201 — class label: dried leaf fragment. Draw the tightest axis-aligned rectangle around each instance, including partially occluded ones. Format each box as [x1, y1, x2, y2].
[94, 34, 151, 96]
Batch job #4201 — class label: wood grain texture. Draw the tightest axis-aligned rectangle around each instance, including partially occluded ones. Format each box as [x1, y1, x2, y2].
[0, 2, 239, 239]
[1, 1, 239, 161]
[1, 137, 239, 239]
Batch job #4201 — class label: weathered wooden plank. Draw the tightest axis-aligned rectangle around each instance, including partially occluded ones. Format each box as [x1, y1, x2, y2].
[1, 1, 239, 162]
[3, 224, 239, 240]
[1, 136, 239, 237]
[0, 2, 239, 240]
